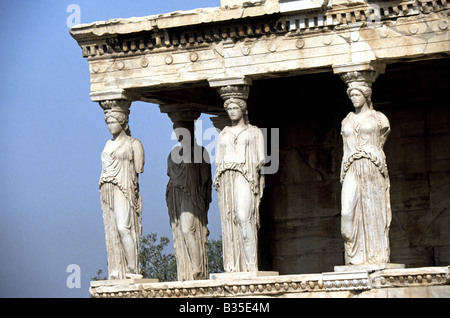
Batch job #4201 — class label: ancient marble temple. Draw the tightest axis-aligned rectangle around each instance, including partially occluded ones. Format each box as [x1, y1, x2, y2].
[71, 0, 450, 297]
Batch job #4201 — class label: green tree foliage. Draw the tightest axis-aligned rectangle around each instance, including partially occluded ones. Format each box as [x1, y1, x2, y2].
[207, 237, 224, 275]
[139, 233, 177, 281]
[92, 232, 223, 282]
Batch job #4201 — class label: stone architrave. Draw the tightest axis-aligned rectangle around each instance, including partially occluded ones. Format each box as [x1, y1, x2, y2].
[98, 99, 145, 280]
[212, 83, 266, 272]
[165, 110, 212, 281]
[337, 67, 393, 266]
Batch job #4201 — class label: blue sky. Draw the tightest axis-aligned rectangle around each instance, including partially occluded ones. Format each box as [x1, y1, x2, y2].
[0, 0, 222, 298]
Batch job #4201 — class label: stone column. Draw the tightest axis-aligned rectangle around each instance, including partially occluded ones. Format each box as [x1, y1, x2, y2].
[97, 98, 147, 280]
[332, 63, 404, 272]
[160, 104, 212, 281]
[208, 76, 270, 275]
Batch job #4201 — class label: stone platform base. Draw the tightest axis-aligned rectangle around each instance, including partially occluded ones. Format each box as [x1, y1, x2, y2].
[210, 271, 279, 280]
[89, 266, 449, 298]
[90, 278, 159, 288]
[334, 263, 405, 273]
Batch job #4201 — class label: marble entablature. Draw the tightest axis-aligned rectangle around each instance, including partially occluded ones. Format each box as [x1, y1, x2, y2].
[70, 0, 450, 104]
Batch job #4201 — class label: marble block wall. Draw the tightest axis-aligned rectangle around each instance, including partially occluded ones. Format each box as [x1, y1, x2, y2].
[250, 58, 450, 274]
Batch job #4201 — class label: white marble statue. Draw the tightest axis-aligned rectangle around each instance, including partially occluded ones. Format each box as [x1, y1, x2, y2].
[213, 97, 265, 272]
[99, 108, 145, 279]
[166, 121, 212, 281]
[340, 85, 392, 265]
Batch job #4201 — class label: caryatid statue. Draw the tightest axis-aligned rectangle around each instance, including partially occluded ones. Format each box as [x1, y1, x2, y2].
[213, 85, 265, 272]
[339, 71, 392, 265]
[99, 100, 145, 279]
[166, 111, 212, 281]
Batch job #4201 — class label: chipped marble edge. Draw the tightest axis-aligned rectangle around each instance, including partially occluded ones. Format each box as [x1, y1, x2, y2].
[69, 3, 281, 39]
[90, 266, 449, 294]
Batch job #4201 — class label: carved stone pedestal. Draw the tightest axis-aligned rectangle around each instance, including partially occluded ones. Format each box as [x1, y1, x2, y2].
[322, 270, 372, 291]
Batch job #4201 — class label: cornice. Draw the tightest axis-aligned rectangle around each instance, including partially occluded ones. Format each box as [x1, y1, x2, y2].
[69, 3, 281, 42]
[70, 0, 449, 60]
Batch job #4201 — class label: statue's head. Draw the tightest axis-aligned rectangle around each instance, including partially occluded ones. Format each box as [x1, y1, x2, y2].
[104, 111, 131, 136]
[346, 85, 373, 109]
[224, 98, 249, 124]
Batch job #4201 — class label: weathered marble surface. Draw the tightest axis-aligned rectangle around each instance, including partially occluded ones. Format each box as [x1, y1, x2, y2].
[255, 61, 450, 274]
[70, 0, 450, 283]
[210, 271, 279, 280]
[99, 100, 145, 280]
[89, 266, 450, 298]
[214, 95, 266, 272]
[166, 115, 212, 281]
[69, 0, 450, 104]
[339, 70, 392, 265]
[334, 263, 404, 272]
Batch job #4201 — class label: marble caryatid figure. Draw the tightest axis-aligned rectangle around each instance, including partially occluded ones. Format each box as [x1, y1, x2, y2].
[214, 92, 265, 272]
[340, 72, 392, 266]
[99, 100, 145, 279]
[166, 113, 212, 281]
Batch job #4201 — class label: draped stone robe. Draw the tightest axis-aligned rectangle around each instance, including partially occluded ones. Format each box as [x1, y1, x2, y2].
[213, 124, 265, 272]
[340, 109, 391, 265]
[99, 136, 144, 279]
[166, 145, 211, 280]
